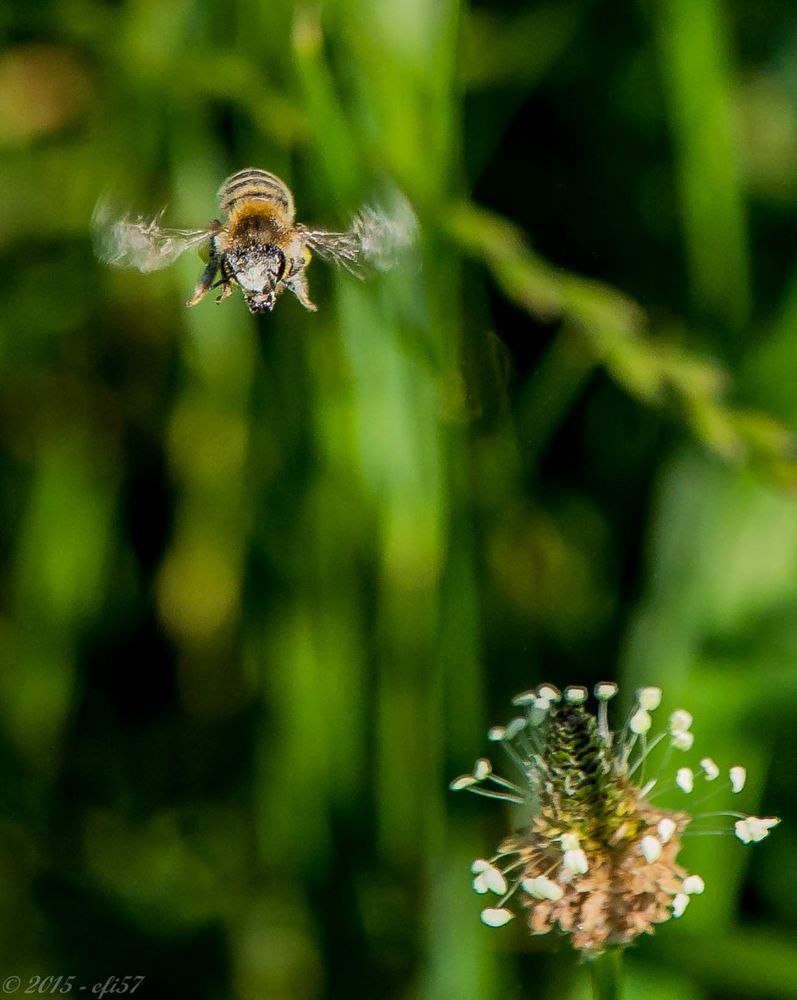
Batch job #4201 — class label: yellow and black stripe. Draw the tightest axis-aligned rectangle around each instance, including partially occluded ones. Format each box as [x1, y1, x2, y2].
[217, 168, 295, 220]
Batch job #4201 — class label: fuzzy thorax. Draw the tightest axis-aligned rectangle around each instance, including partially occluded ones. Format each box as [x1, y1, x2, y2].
[225, 202, 290, 244]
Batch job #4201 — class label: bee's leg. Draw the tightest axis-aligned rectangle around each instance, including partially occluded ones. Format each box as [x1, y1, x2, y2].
[214, 259, 235, 304]
[187, 229, 222, 307]
[187, 261, 218, 307]
[284, 259, 318, 312]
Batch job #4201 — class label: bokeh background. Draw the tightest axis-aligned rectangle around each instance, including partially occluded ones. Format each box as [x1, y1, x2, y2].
[1, 0, 797, 997]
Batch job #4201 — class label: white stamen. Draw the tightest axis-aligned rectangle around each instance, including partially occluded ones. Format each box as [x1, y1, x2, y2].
[560, 832, 580, 852]
[594, 682, 618, 701]
[473, 759, 492, 781]
[522, 875, 564, 901]
[669, 709, 693, 735]
[700, 758, 719, 781]
[637, 687, 662, 711]
[729, 766, 746, 794]
[529, 700, 551, 726]
[470, 859, 491, 873]
[672, 893, 690, 918]
[564, 686, 588, 705]
[671, 731, 694, 751]
[449, 775, 477, 790]
[504, 717, 526, 740]
[734, 817, 780, 844]
[639, 778, 658, 798]
[481, 907, 514, 927]
[641, 835, 662, 863]
[630, 708, 652, 734]
[473, 865, 507, 895]
[487, 726, 505, 742]
[657, 818, 677, 844]
[676, 767, 694, 794]
[594, 681, 617, 743]
[682, 875, 705, 895]
[537, 684, 562, 703]
[511, 689, 537, 706]
[563, 848, 589, 875]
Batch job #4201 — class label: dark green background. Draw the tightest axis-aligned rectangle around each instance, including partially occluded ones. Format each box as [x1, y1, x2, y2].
[1, 1, 795, 997]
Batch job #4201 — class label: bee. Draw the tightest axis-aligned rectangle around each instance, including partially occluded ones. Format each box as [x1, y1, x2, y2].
[93, 168, 415, 314]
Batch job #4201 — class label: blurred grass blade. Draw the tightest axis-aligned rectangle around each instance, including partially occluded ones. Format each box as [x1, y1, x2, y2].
[655, 0, 751, 336]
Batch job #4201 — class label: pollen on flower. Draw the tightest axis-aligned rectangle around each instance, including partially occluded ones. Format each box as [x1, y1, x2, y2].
[451, 681, 779, 955]
[563, 847, 589, 876]
[481, 907, 514, 927]
[641, 835, 662, 863]
[537, 684, 562, 703]
[522, 875, 564, 901]
[734, 816, 780, 844]
[657, 818, 677, 843]
[473, 758, 492, 780]
[672, 893, 690, 918]
[471, 859, 509, 895]
[594, 682, 618, 701]
[637, 687, 662, 711]
[682, 874, 705, 895]
[669, 709, 693, 735]
[700, 758, 720, 781]
[671, 730, 694, 751]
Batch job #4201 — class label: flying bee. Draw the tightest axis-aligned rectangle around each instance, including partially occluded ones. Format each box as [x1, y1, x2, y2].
[93, 168, 416, 314]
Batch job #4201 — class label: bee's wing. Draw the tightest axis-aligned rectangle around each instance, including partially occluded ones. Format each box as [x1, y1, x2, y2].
[92, 199, 212, 273]
[298, 193, 418, 277]
[295, 225, 366, 278]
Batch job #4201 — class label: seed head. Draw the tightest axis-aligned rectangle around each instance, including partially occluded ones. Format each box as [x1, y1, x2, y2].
[450, 682, 779, 955]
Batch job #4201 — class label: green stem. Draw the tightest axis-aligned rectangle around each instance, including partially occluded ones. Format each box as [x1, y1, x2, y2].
[588, 949, 623, 1000]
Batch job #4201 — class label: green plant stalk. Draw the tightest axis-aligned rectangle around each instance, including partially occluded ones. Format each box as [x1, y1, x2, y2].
[588, 949, 623, 1000]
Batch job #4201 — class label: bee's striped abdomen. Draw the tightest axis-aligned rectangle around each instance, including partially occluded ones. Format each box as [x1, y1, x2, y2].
[217, 168, 295, 220]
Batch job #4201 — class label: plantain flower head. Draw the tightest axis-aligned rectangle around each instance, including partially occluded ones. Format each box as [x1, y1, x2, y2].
[450, 682, 779, 955]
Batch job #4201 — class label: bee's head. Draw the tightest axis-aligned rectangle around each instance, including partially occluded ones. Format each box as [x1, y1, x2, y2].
[226, 244, 286, 313]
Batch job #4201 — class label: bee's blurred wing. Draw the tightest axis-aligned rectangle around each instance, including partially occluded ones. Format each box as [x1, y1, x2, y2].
[298, 191, 418, 277]
[295, 226, 366, 277]
[92, 199, 211, 273]
[352, 194, 418, 272]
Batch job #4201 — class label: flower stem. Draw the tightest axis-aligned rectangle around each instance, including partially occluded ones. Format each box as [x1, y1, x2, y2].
[588, 949, 623, 1000]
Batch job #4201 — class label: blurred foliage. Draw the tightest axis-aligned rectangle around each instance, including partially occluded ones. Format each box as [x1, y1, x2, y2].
[0, 0, 796, 998]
